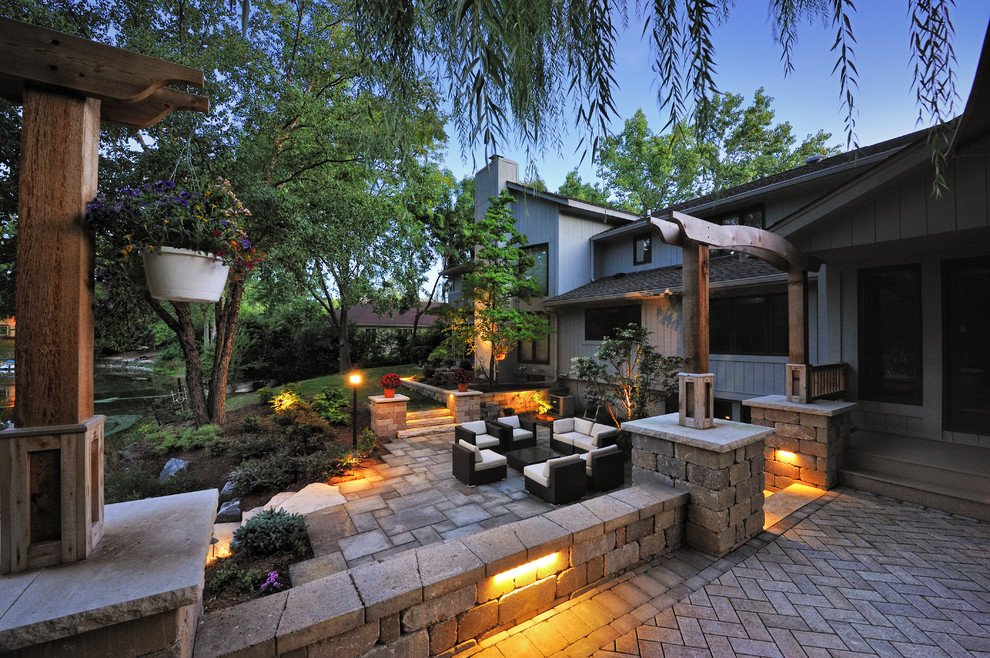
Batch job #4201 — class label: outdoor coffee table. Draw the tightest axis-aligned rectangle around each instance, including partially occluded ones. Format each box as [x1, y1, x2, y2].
[505, 446, 560, 472]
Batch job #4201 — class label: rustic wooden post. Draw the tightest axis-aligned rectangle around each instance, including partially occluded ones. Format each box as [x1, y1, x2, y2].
[678, 240, 715, 429]
[785, 267, 810, 403]
[0, 18, 208, 574]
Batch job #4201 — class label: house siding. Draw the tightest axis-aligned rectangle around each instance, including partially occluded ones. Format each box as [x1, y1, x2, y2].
[598, 237, 681, 278]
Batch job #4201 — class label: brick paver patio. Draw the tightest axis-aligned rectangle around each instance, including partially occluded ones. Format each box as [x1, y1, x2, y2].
[463, 489, 990, 658]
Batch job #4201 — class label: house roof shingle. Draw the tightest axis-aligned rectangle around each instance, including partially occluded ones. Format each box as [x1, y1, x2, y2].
[337, 303, 439, 328]
[543, 254, 782, 306]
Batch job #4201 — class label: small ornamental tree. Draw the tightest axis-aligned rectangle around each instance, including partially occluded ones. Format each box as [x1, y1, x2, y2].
[433, 191, 552, 388]
[571, 324, 681, 426]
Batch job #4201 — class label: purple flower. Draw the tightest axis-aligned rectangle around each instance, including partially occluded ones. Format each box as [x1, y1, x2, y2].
[260, 571, 282, 591]
[241, 239, 251, 249]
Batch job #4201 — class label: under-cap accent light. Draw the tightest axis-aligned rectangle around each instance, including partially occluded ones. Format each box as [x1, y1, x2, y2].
[493, 553, 560, 585]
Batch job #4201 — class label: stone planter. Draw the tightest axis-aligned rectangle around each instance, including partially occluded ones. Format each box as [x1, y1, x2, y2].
[142, 246, 229, 303]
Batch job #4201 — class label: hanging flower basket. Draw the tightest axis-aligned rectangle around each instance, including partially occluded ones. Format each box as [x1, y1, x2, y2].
[143, 247, 230, 302]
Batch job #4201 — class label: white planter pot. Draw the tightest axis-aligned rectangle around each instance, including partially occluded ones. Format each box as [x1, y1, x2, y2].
[142, 247, 230, 303]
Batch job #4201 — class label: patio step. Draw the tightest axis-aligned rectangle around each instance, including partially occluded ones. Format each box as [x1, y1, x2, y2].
[396, 423, 457, 440]
[406, 408, 452, 421]
[839, 431, 990, 522]
[405, 415, 455, 429]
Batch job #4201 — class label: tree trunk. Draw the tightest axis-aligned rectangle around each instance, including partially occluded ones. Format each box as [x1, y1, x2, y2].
[171, 301, 210, 426]
[489, 351, 496, 391]
[338, 305, 352, 371]
[207, 278, 245, 425]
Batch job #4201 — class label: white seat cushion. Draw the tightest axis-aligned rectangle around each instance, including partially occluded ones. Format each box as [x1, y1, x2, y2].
[574, 418, 594, 435]
[551, 432, 575, 447]
[572, 438, 597, 453]
[461, 420, 488, 435]
[542, 454, 582, 479]
[523, 463, 549, 488]
[500, 415, 521, 428]
[558, 431, 586, 444]
[552, 418, 574, 434]
[476, 449, 507, 471]
[512, 428, 534, 442]
[458, 439, 482, 462]
[474, 433, 500, 450]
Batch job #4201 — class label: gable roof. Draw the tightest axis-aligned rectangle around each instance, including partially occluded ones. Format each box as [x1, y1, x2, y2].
[543, 254, 782, 307]
[337, 303, 439, 328]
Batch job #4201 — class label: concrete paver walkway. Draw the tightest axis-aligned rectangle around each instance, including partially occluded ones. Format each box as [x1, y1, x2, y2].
[465, 488, 990, 658]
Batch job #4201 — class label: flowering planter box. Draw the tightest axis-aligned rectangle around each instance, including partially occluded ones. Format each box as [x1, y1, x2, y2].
[143, 247, 229, 303]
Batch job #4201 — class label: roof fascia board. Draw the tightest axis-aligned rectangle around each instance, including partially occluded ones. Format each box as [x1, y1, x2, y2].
[505, 181, 640, 223]
[542, 271, 798, 308]
[770, 140, 930, 238]
[590, 221, 652, 242]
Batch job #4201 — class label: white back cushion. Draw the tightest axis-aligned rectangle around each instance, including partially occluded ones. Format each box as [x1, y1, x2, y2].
[574, 418, 594, 435]
[500, 415, 520, 428]
[552, 417, 574, 433]
[461, 420, 488, 435]
[458, 439, 482, 462]
[542, 454, 582, 478]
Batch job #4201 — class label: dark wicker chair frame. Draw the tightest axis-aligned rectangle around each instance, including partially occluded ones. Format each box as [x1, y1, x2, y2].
[586, 449, 625, 491]
[494, 417, 537, 452]
[525, 458, 587, 505]
[452, 442, 506, 486]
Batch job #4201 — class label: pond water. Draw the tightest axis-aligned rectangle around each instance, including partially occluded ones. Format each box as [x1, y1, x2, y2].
[0, 341, 178, 436]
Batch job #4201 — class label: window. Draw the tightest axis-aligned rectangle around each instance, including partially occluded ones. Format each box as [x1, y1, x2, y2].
[518, 313, 551, 363]
[710, 293, 788, 356]
[523, 243, 549, 296]
[859, 265, 923, 405]
[633, 233, 652, 265]
[585, 305, 641, 341]
[713, 205, 764, 229]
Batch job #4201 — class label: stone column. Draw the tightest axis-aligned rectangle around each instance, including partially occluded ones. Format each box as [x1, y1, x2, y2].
[624, 413, 771, 558]
[369, 395, 408, 442]
[744, 395, 857, 491]
[446, 390, 481, 423]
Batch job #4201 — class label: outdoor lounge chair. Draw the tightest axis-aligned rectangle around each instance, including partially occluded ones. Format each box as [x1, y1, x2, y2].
[551, 417, 619, 454]
[452, 440, 507, 485]
[523, 454, 587, 505]
[494, 415, 537, 451]
[584, 445, 625, 491]
[454, 420, 502, 451]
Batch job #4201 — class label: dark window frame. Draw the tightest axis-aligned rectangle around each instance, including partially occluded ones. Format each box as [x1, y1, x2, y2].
[633, 232, 652, 266]
[858, 264, 923, 405]
[518, 313, 551, 364]
[522, 242, 550, 296]
[709, 292, 788, 357]
[585, 305, 641, 341]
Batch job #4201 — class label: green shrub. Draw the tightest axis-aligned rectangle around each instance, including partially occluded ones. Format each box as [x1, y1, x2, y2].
[275, 402, 331, 452]
[231, 508, 309, 559]
[139, 423, 228, 455]
[241, 414, 261, 433]
[229, 433, 280, 462]
[359, 428, 378, 455]
[300, 445, 354, 481]
[240, 568, 266, 592]
[228, 451, 297, 495]
[311, 386, 350, 425]
[257, 387, 276, 406]
[207, 559, 242, 594]
[104, 466, 161, 503]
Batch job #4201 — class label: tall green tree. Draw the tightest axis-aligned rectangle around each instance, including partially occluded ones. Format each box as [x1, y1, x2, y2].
[434, 191, 551, 388]
[557, 171, 611, 207]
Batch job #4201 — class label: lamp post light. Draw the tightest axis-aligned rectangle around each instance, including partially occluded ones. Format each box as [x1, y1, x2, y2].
[348, 372, 361, 448]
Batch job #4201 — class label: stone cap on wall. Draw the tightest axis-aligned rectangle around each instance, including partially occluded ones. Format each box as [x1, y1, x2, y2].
[447, 389, 482, 397]
[0, 489, 217, 652]
[369, 394, 410, 403]
[622, 412, 773, 453]
[743, 395, 857, 417]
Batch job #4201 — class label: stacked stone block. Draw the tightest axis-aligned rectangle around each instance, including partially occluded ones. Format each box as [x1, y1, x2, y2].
[193, 485, 688, 658]
[630, 431, 765, 558]
[744, 395, 857, 491]
[369, 394, 408, 441]
[446, 390, 481, 423]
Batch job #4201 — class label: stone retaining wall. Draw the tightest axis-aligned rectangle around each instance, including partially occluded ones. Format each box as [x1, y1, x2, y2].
[399, 380, 551, 417]
[744, 395, 856, 491]
[193, 485, 687, 658]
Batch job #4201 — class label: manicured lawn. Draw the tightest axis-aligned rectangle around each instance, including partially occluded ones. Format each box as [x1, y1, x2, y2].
[225, 364, 437, 412]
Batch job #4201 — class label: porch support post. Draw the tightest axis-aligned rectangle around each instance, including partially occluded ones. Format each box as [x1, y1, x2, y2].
[785, 267, 810, 403]
[679, 240, 714, 429]
[15, 87, 99, 427]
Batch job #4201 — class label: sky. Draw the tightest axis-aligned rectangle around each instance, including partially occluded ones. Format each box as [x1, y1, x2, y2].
[440, 2, 990, 192]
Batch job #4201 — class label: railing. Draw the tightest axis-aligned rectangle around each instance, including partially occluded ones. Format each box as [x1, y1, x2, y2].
[810, 362, 846, 400]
